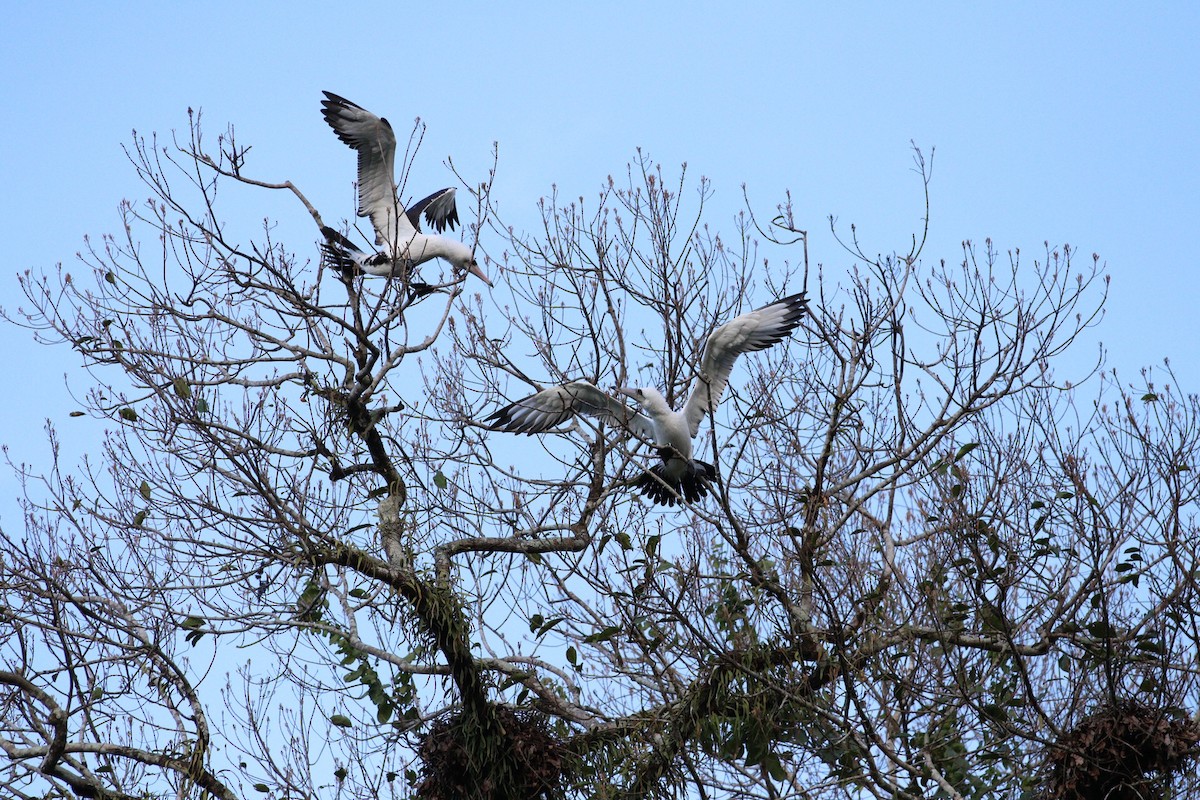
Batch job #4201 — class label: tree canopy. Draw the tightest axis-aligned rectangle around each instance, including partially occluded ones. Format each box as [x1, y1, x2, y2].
[1, 109, 1198, 800]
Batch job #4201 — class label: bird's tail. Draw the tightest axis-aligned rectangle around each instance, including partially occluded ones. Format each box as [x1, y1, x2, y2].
[635, 459, 717, 507]
[319, 227, 436, 299]
[319, 226, 365, 277]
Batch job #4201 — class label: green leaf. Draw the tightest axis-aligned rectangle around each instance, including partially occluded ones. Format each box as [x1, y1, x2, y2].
[536, 616, 565, 638]
[763, 752, 788, 782]
[119, 407, 138, 421]
[139, 481, 151, 501]
[645, 534, 661, 558]
[433, 471, 448, 490]
[584, 625, 621, 644]
[565, 646, 577, 665]
[1142, 392, 1159, 402]
[334, 766, 348, 781]
[330, 714, 353, 728]
[196, 397, 209, 414]
[981, 703, 1010, 724]
[349, 588, 368, 599]
[980, 603, 1007, 634]
[1135, 638, 1164, 654]
[69, 411, 85, 417]
[253, 784, 269, 793]
[614, 531, 632, 551]
[954, 442, 980, 460]
[181, 616, 205, 630]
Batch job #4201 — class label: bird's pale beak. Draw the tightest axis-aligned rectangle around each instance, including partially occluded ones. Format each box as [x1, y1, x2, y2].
[468, 261, 494, 288]
[615, 387, 638, 400]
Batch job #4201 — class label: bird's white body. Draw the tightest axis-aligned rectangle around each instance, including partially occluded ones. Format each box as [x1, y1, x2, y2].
[389, 235, 473, 276]
[319, 92, 492, 287]
[616, 387, 694, 481]
[489, 293, 809, 506]
[322, 224, 475, 280]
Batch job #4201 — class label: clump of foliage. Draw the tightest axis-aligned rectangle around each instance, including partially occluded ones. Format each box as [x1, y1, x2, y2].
[1040, 701, 1200, 800]
[417, 706, 568, 800]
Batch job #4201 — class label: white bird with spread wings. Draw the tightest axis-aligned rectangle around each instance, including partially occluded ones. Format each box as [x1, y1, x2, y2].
[488, 293, 808, 506]
[318, 91, 492, 289]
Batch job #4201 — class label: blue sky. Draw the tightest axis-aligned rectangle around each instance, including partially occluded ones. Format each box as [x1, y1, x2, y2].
[2, 4, 1198, 510]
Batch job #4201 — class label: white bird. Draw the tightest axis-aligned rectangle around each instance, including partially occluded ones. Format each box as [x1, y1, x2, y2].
[487, 293, 809, 506]
[319, 91, 492, 288]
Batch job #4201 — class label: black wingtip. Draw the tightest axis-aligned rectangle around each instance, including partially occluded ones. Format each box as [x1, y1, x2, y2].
[780, 291, 809, 320]
[320, 92, 372, 147]
[427, 205, 459, 234]
[757, 292, 810, 347]
[634, 468, 681, 507]
[635, 459, 716, 507]
[320, 91, 363, 112]
[484, 404, 531, 435]
[405, 188, 460, 234]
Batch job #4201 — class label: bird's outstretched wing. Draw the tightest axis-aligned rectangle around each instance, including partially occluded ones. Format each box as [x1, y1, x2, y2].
[487, 380, 656, 442]
[683, 293, 808, 436]
[406, 187, 460, 233]
[320, 91, 413, 249]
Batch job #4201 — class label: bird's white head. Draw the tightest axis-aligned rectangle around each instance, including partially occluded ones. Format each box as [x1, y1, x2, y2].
[441, 239, 493, 288]
[466, 256, 493, 287]
[617, 386, 671, 417]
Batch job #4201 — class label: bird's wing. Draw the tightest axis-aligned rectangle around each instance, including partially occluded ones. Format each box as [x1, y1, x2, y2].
[406, 187, 460, 234]
[320, 92, 414, 249]
[487, 380, 655, 442]
[683, 293, 809, 436]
